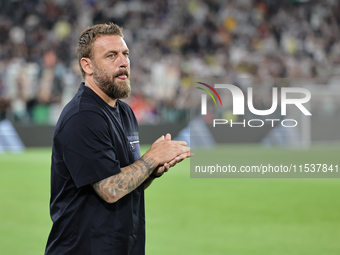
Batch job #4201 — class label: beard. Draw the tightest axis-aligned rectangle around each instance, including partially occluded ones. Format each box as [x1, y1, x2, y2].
[92, 64, 131, 100]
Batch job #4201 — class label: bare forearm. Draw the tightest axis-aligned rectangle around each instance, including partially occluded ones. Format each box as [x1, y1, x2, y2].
[92, 155, 157, 203]
[92, 136, 191, 202]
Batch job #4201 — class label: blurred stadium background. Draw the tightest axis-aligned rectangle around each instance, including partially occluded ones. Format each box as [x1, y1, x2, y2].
[0, 0, 340, 254]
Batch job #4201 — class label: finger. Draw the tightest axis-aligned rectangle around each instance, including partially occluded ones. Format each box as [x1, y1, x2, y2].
[169, 161, 178, 168]
[160, 162, 168, 172]
[169, 153, 189, 166]
[172, 156, 184, 165]
[179, 151, 193, 160]
[166, 149, 189, 162]
[157, 165, 165, 173]
[154, 135, 165, 144]
[168, 155, 183, 166]
[167, 140, 188, 147]
[180, 152, 189, 159]
[179, 146, 191, 154]
[166, 159, 176, 167]
[165, 133, 171, 141]
[163, 163, 171, 172]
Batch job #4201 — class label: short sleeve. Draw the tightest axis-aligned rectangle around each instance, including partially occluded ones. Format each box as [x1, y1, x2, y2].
[55, 111, 121, 188]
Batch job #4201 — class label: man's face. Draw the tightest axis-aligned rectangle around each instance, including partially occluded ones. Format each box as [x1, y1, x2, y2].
[91, 35, 131, 100]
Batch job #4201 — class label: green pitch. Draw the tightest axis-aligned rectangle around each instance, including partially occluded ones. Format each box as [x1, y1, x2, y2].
[0, 145, 340, 255]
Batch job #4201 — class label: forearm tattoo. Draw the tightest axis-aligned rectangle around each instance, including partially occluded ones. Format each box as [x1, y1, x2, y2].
[92, 155, 157, 202]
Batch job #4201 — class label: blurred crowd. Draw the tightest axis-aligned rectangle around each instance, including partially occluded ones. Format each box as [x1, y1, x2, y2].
[0, 0, 339, 125]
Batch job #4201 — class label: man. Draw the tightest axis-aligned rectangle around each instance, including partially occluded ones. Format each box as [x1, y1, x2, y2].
[45, 23, 191, 255]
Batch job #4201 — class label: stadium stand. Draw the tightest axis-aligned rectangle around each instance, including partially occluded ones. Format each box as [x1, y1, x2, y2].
[0, 0, 339, 126]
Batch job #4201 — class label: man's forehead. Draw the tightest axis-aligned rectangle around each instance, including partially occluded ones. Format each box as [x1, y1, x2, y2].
[93, 35, 128, 53]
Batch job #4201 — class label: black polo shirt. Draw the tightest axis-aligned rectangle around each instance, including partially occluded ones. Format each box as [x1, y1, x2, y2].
[45, 83, 144, 255]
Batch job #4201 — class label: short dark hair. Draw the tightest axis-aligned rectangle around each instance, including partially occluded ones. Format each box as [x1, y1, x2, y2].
[76, 23, 124, 77]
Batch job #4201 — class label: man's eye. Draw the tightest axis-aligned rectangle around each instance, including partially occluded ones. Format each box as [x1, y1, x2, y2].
[108, 54, 115, 58]
[123, 53, 129, 57]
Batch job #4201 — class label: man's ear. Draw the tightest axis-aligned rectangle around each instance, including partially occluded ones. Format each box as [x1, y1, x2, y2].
[80, 57, 93, 76]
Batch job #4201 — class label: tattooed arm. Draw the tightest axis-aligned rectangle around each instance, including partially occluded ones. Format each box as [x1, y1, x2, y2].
[92, 155, 157, 203]
[92, 136, 190, 203]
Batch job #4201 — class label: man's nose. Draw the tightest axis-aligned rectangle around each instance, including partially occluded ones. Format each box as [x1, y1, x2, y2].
[118, 53, 129, 68]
